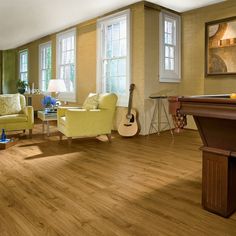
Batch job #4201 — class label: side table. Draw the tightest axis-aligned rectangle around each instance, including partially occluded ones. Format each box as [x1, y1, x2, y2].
[37, 111, 57, 136]
[149, 95, 173, 136]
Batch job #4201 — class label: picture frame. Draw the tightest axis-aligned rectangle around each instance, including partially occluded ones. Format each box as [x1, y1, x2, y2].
[205, 16, 236, 76]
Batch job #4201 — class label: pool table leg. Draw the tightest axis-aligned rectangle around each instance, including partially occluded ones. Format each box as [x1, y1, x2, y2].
[201, 148, 236, 217]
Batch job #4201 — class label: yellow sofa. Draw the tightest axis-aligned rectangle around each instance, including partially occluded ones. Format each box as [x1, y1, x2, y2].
[0, 94, 34, 137]
[57, 93, 117, 144]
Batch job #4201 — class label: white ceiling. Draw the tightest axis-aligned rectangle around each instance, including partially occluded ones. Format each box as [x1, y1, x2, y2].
[0, 0, 225, 50]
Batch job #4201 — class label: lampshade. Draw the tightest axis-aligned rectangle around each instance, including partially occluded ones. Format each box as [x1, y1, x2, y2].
[47, 79, 66, 92]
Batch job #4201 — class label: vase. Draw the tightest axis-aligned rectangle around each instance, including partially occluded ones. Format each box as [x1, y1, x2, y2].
[18, 87, 25, 94]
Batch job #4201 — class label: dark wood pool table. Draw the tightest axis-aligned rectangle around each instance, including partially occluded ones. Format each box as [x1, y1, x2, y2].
[169, 94, 236, 218]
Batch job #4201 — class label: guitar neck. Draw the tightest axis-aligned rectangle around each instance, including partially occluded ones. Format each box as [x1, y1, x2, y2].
[127, 91, 133, 116]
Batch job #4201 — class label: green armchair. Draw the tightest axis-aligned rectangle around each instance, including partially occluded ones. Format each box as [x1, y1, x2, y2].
[57, 93, 117, 144]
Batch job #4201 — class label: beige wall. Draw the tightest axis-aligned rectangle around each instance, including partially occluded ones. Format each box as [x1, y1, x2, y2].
[14, 2, 149, 134]
[181, 0, 236, 129]
[17, 35, 55, 88]
[77, 20, 97, 103]
[144, 6, 180, 134]
[8, 0, 236, 133]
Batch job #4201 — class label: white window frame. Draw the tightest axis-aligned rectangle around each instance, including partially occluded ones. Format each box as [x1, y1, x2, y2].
[19, 49, 28, 83]
[39, 41, 52, 93]
[97, 9, 131, 107]
[56, 28, 76, 102]
[159, 11, 181, 83]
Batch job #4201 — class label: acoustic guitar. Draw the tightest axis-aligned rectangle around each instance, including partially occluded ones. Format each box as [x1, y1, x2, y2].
[118, 84, 138, 137]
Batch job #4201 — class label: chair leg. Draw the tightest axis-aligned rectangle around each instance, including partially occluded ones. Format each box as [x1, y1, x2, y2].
[68, 137, 72, 147]
[106, 134, 112, 143]
[29, 129, 32, 138]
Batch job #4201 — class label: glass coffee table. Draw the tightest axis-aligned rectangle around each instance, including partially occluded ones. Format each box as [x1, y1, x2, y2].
[37, 111, 57, 136]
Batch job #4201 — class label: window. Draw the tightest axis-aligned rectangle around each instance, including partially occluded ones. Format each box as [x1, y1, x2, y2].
[19, 50, 28, 83]
[160, 11, 181, 82]
[56, 28, 76, 101]
[39, 42, 52, 92]
[97, 10, 130, 106]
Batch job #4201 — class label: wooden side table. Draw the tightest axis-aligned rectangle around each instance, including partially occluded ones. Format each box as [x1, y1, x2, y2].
[0, 139, 17, 150]
[24, 94, 44, 111]
[37, 111, 57, 136]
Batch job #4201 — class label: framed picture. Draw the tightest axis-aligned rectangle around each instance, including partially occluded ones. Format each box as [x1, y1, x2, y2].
[205, 16, 236, 76]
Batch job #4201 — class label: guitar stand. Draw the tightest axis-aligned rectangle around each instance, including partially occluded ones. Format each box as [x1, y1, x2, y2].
[149, 96, 173, 136]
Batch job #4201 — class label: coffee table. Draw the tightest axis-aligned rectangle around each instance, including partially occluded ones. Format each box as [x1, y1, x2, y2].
[37, 111, 57, 136]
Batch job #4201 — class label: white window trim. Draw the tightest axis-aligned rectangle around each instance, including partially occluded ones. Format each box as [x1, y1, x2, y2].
[56, 27, 77, 102]
[159, 11, 181, 83]
[19, 49, 28, 82]
[96, 9, 131, 107]
[39, 41, 52, 93]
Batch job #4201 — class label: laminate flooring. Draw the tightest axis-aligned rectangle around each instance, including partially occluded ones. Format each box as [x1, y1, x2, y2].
[0, 124, 235, 236]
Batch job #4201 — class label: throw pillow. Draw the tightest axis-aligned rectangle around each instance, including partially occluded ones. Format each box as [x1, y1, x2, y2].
[82, 93, 99, 110]
[0, 94, 22, 116]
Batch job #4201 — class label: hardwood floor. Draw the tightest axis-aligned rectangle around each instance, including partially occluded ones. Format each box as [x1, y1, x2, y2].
[0, 124, 236, 236]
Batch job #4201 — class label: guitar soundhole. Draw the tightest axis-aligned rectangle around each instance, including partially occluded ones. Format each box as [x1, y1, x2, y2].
[130, 114, 134, 122]
[126, 114, 135, 123]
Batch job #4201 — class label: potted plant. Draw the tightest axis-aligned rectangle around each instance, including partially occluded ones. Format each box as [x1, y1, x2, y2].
[17, 80, 28, 94]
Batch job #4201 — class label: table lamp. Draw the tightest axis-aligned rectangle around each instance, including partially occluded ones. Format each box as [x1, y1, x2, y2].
[47, 79, 66, 99]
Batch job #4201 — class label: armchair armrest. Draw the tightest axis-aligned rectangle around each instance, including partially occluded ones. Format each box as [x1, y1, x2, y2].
[57, 107, 68, 118]
[57, 106, 82, 118]
[23, 106, 34, 125]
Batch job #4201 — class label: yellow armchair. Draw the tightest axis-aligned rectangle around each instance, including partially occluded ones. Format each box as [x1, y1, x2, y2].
[57, 93, 117, 144]
[0, 94, 34, 137]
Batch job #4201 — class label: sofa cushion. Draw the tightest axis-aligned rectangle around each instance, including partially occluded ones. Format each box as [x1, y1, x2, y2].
[0, 114, 28, 123]
[82, 93, 99, 110]
[0, 94, 22, 116]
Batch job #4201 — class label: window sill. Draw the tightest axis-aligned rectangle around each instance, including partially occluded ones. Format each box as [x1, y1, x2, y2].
[159, 78, 181, 83]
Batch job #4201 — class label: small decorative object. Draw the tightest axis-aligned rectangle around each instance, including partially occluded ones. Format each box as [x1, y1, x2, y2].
[31, 83, 34, 94]
[1, 128, 6, 141]
[230, 93, 236, 99]
[42, 96, 57, 112]
[33, 88, 42, 94]
[17, 80, 28, 94]
[27, 85, 31, 94]
[206, 16, 236, 76]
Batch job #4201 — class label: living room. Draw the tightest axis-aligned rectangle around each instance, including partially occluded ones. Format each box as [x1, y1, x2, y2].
[0, 0, 236, 235]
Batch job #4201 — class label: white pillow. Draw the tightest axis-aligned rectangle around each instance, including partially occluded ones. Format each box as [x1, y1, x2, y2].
[82, 93, 99, 110]
[0, 94, 22, 116]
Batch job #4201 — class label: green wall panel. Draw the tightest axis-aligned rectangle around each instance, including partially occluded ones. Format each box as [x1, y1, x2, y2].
[2, 50, 17, 94]
[0, 51, 2, 94]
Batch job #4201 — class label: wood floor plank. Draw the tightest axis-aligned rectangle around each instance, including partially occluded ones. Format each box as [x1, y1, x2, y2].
[0, 124, 235, 235]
